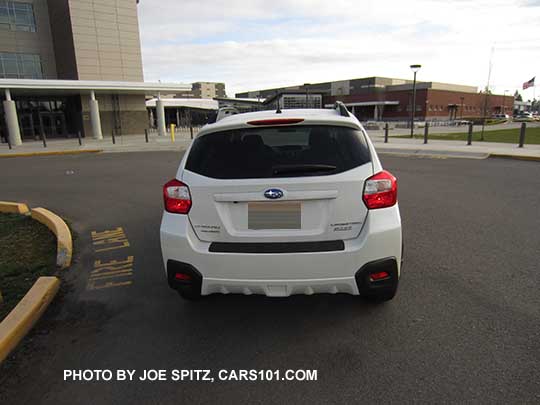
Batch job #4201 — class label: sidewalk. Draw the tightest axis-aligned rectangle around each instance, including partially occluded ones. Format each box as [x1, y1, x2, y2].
[370, 135, 540, 160]
[1, 131, 539, 161]
[0, 133, 193, 156]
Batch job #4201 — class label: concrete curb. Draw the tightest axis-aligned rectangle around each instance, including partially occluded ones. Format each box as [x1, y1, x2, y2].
[489, 153, 540, 162]
[31, 208, 73, 269]
[0, 276, 60, 364]
[376, 148, 489, 160]
[0, 149, 102, 158]
[0, 201, 30, 214]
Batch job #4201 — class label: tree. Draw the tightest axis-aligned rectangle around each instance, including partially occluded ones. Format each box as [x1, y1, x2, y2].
[514, 90, 523, 101]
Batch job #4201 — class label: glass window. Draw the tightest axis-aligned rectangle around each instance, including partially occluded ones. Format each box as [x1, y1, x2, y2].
[0, 1, 36, 32]
[186, 125, 371, 179]
[0, 52, 42, 79]
[0, 3, 9, 24]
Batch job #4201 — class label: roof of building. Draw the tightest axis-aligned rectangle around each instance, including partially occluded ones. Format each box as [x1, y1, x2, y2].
[324, 100, 399, 108]
[214, 97, 263, 104]
[146, 98, 219, 110]
[0, 79, 191, 95]
[237, 76, 480, 97]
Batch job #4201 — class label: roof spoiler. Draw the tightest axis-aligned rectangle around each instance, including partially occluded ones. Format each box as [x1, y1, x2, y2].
[334, 101, 350, 117]
[216, 106, 239, 122]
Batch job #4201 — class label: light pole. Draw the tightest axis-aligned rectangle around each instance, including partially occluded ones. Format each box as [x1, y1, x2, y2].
[410, 64, 421, 137]
[304, 83, 311, 108]
[502, 89, 508, 116]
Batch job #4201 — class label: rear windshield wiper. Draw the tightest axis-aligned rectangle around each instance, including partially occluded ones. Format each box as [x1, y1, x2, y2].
[272, 164, 337, 176]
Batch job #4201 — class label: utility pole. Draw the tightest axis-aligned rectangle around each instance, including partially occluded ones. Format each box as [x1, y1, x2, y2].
[409, 64, 421, 138]
[304, 83, 311, 108]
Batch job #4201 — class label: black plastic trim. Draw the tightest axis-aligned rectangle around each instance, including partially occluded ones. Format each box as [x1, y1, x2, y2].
[355, 257, 399, 297]
[167, 260, 203, 293]
[209, 240, 345, 254]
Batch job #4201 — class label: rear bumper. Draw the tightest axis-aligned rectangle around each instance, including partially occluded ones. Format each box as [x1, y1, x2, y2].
[160, 205, 402, 297]
[167, 257, 399, 297]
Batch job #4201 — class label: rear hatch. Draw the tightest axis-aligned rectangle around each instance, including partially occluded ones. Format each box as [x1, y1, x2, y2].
[182, 124, 373, 244]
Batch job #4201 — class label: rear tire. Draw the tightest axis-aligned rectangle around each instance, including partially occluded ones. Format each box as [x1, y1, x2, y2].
[361, 289, 397, 303]
[177, 286, 202, 301]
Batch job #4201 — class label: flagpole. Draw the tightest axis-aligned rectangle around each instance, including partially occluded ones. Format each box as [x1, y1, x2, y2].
[480, 47, 494, 142]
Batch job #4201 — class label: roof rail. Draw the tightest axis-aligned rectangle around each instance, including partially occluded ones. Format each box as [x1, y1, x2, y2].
[216, 106, 239, 122]
[334, 101, 350, 117]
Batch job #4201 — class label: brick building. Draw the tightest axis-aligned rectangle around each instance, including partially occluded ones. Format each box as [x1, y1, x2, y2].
[237, 77, 514, 122]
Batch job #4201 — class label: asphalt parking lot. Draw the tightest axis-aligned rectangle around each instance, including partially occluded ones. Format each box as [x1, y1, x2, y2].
[0, 151, 539, 404]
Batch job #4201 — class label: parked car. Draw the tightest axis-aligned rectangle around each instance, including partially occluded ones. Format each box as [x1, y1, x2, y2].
[492, 114, 509, 119]
[160, 102, 403, 302]
[514, 112, 534, 122]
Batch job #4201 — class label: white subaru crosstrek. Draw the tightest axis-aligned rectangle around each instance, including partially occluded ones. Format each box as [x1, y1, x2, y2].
[160, 102, 402, 302]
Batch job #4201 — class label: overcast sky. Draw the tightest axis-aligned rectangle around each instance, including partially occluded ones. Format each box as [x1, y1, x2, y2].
[138, 0, 540, 98]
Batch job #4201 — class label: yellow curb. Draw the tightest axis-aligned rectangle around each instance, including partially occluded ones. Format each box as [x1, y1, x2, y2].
[0, 149, 102, 158]
[0, 201, 30, 214]
[489, 153, 540, 162]
[0, 276, 60, 364]
[31, 208, 73, 269]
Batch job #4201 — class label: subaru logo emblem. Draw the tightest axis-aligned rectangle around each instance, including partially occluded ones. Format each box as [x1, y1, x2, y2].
[264, 189, 284, 199]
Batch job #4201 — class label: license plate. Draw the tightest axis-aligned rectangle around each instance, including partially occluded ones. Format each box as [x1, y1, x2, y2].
[248, 201, 301, 230]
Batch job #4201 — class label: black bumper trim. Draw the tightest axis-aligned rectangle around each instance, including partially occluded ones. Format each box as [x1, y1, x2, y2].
[355, 257, 399, 296]
[209, 240, 345, 254]
[167, 260, 203, 293]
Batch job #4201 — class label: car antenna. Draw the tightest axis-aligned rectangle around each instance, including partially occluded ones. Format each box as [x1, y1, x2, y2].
[275, 91, 282, 114]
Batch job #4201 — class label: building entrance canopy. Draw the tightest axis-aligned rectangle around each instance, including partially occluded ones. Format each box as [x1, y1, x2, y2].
[0, 79, 191, 145]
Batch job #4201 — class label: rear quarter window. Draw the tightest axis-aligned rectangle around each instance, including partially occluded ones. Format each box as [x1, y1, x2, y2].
[185, 125, 371, 179]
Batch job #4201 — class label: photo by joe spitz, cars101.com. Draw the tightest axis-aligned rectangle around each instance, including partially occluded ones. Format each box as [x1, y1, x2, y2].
[1, 0, 539, 403]
[160, 102, 402, 302]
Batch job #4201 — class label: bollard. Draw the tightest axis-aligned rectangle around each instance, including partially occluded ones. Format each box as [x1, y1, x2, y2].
[145, 128, 149, 143]
[112, 130, 116, 145]
[467, 122, 473, 145]
[190, 125, 194, 140]
[384, 123, 389, 143]
[41, 131, 47, 148]
[77, 131, 82, 146]
[423, 122, 429, 144]
[170, 124, 176, 143]
[518, 122, 526, 148]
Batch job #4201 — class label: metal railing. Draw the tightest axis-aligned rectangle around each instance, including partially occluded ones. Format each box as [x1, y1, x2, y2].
[374, 121, 533, 147]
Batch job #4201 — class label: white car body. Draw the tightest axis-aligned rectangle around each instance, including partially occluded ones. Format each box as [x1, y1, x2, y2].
[160, 105, 402, 300]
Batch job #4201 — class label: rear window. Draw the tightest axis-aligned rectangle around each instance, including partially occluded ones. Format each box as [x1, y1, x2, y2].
[185, 125, 371, 179]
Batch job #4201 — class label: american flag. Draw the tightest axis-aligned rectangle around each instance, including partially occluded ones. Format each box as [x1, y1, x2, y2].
[522, 77, 535, 90]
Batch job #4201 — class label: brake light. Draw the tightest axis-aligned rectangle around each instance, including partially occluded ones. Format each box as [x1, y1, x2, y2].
[163, 179, 192, 214]
[362, 170, 397, 209]
[247, 118, 304, 126]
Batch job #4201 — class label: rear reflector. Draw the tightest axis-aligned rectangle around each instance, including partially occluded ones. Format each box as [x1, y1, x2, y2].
[163, 179, 192, 214]
[175, 273, 192, 281]
[362, 170, 397, 209]
[247, 118, 304, 126]
[369, 271, 390, 282]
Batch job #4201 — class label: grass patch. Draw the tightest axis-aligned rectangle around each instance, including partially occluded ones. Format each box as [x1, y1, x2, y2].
[394, 126, 540, 144]
[0, 213, 57, 321]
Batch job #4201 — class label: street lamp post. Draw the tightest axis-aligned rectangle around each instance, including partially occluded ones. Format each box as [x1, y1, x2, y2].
[410, 64, 421, 138]
[304, 83, 311, 108]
